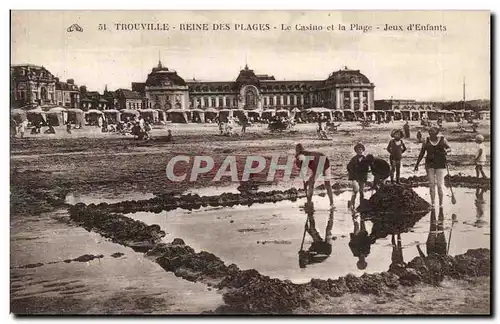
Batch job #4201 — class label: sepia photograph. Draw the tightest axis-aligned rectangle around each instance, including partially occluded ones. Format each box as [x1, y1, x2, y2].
[9, 10, 491, 315]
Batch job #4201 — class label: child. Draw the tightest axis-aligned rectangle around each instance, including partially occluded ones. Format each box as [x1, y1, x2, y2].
[364, 154, 391, 190]
[166, 129, 173, 142]
[474, 134, 487, 178]
[295, 143, 334, 209]
[66, 122, 72, 134]
[18, 120, 26, 139]
[416, 130, 423, 143]
[387, 129, 407, 183]
[347, 142, 369, 209]
[317, 117, 327, 139]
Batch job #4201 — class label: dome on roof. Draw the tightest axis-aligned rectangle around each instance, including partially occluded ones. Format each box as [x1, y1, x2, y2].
[326, 67, 371, 84]
[145, 61, 186, 87]
[234, 64, 259, 89]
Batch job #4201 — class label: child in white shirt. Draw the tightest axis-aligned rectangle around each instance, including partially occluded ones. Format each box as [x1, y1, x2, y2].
[474, 134, 487, 178]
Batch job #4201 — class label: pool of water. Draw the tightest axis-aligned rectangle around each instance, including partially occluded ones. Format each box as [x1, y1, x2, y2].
[125, 187, 490, 284]
[10, 210, 223, 314]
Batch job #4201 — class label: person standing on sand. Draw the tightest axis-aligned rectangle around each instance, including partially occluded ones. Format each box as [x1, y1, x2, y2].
[414, 127, 451, 208]
[347, 143, 369, 210]
[18, 120, 27, 139]
[403, 121, 410, 138]
[66, 120, 72, 134]
[387, 129, 407, 184]
[241, 114, 248, 134]
[295, 143, 335, 209]
[474, 134, 487, 178]
[98, 115, 103, 128]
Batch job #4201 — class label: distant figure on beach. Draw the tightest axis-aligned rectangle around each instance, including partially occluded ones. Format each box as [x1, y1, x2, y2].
[403, 121, 410, 138]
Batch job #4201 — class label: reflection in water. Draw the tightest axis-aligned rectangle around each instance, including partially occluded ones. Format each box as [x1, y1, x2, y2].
[298, 202, 334, 268]
[474, 188, 487, 228]
[426, 207, 447, 256]
[358, 208, 428, 271]
[391, 234, 405, 268]
[349, 211, 375, 270]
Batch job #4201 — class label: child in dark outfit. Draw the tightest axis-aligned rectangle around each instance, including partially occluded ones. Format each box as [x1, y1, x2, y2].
[347, 142, 369, 210]
[387, 129, 407, 183]
[364, 154, 391, 190]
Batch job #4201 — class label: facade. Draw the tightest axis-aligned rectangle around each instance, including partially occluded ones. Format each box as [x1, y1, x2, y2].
[374, 99, 440, 111]
[139, 61, 190, 111]
[114, 89, 144, 110]
[10, 64, 57, 107]
[55, 79, 80, 108]
[133, 62, 375, 112]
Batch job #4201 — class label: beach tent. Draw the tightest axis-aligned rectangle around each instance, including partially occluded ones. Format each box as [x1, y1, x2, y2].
[156, 109, 167, 122]
[167, 109, 189, 123]
[189, 108, 205, 123]
[203, 108, 218, 123]
[275, 109, 290, 117]
[343, 109, 355, 121]
[119, 109, 139, 122]
[138, 108, 158, 122]
[85, 109, 104, 125]
[46, 107, 68, 126]
[11, 108, 27, 123]
[25, 106, 47, 125]
[232, 109, 247, 120]
[103, 109, 121, 123]
[67, 108, 85, 126]
[354, 110, 365, 120]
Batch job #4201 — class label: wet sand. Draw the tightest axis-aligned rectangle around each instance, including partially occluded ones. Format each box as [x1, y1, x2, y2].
[10, 120, 491, 314]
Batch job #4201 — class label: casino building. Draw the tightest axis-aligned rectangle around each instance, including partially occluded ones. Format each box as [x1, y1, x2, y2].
[132, 60, 375, 121]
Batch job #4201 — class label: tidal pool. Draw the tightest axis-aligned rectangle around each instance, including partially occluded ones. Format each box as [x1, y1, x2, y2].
[125, 187, 490, 284]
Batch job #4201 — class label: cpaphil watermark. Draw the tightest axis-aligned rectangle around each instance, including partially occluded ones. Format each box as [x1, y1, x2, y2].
[165, 154, 332, 184]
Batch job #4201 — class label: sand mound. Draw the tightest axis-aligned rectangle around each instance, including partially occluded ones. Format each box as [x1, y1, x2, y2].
[358, 185, 430, 214]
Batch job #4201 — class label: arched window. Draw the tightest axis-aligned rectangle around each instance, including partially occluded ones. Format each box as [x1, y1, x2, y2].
[245, 87, 257, 108]
[41, 87, 48, 100]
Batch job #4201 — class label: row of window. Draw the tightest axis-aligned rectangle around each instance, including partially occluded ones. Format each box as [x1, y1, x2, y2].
[189, 97, 238, 108]
[127, 102, 144, 109]
[343, 103, 369, 110]
[153, 95, 182, 102]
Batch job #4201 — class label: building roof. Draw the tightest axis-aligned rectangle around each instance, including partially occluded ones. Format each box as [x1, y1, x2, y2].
[56, 81, 79, 91]
[235, 64, 260, 89]
[116, 89, 142, 99]
[256, 74, 276, 81]
[10, 64, 56, 82]
[145, 61, 187, 87]
[326, 66, 371, 84]
[11, 64, 44, 69]
[132, 82, 146, 94]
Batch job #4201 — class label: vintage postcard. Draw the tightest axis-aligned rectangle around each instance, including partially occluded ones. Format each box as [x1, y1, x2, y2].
[10, 10, 491, 315]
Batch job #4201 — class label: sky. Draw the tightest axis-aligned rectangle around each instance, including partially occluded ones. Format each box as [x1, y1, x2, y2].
[11, 10, 490, 101]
